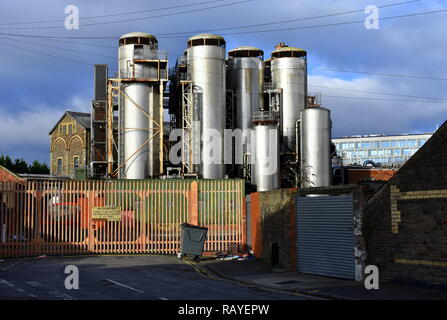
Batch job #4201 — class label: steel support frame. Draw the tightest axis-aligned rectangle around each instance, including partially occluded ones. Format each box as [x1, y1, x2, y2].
[106, 78, 165, 178]
[181, 81, 195, 175]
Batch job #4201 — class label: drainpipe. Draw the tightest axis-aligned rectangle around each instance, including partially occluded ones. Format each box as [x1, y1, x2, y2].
[291, 119, 301, 164]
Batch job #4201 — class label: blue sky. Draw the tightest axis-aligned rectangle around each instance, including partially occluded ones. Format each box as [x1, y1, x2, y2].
[0, 0, 446, 164]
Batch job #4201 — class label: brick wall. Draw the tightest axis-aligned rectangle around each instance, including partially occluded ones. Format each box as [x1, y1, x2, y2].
[250, 188, 297, 271]
[364, 121, 447, 285]
[346, 168, 396, 184]
[0, 165, 25, 182]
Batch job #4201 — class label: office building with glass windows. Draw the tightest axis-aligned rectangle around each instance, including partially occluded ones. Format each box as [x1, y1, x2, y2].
[333, 133, 433, 167]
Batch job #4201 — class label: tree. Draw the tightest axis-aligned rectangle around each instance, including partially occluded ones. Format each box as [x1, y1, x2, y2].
[29, 160, 50, 174]
[0, 155, 14, 171]
[13, 158, 29, 174]
[0, 155, 50, 175]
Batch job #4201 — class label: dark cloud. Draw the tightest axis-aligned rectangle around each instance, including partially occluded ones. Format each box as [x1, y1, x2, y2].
[0, 0, 446, 163]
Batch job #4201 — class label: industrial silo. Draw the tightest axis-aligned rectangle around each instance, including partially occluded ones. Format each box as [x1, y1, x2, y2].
[186, 34, 226, 179]
[252, 111, 280, 191]
[227, 47, 264, 172]
[271, 44, 307, 152]
[118, 32, 161, 179]
[300, 106, 332, 188]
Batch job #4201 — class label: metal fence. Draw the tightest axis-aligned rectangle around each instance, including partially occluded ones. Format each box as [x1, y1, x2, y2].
[0, 179, 245, 257]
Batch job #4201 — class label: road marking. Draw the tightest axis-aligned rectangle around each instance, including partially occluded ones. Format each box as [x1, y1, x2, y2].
[158, 297, 168, 300]
[28, 294, 38, 298]
[105, 279, 144, 294]
[26, 281, 43, 287]
[16, 288, 25, 292]
[46, 290, 77, 300]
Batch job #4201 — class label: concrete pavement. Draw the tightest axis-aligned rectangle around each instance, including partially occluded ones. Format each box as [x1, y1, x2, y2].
[201, 259, 447, 300]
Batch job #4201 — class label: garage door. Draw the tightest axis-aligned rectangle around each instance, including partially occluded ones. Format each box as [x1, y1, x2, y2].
[296, 194, 355, 280]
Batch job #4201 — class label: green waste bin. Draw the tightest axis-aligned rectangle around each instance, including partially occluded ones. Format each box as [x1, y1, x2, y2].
[178, 223, 208, 262]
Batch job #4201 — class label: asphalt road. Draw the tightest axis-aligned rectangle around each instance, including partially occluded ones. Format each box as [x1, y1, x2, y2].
[0, 255, 314, 300]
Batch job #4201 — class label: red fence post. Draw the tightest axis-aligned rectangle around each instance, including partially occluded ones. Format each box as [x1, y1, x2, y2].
[188, 181, 199, 225]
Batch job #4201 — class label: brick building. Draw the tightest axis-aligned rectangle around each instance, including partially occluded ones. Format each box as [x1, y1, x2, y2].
[49, 111, 91, 178]
[0, 165, 25, 182]
[364, 121, 447, 285]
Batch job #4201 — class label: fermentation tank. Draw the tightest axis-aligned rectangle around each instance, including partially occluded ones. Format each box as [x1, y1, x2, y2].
[227, 47, 264, 167]
[252, 111, 280, 192]
[186, 34, 226, 179]
[300, 106, 332, 188]
[271, 45, 307, 152]
[118, 32, 161, 179]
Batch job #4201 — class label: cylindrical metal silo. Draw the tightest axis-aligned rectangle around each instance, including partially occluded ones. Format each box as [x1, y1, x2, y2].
[252, 111, 280, 192]
[300, 106, 332, 188]
[227, 46, 264, 173]
[118, 32, 160, 179]
[186, 34, 226, 179]
[271, 45, 307, 152]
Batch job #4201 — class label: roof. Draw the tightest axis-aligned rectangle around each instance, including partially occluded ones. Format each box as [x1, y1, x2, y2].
[333, 132, 434, 140]
[18, 174, 71, 181]
[120, 32, 156, 40]
[229, 46, 263, 53]
[49, 111, 91, 135]
[271, 46, 307, 58]
[228, 46, 263, 57]
[188, 33, 225, 41]
[0, 165, 25, 182]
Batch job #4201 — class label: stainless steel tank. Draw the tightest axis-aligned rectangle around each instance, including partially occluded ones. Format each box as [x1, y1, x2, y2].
[186, 34, 226, 179]
[118, 32, 160, 179]
[271, 45, 307, 152]
[300, 106, 332, 188]
[227, 47, 264, 160]
[252, 112, 280, 192]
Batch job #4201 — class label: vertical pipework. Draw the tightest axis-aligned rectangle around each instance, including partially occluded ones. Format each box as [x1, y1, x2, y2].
[186, 34, 226, 179]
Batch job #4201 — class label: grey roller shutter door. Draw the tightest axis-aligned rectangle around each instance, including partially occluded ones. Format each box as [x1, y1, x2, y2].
[296, 194, 355, 280]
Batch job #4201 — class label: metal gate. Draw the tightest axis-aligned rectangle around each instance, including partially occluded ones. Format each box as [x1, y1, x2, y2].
[0, 179, 245, 257]
[296, 194, 355, 280]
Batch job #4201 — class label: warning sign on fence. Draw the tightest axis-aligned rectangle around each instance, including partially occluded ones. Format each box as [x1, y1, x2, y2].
[92, 207, 122, 221]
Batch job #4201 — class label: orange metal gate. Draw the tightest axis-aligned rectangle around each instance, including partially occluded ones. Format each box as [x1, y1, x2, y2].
[0, 179, 246, 257]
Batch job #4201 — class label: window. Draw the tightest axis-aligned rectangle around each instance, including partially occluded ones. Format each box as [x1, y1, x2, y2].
[381, 140, 390, 148]
[418, 139, 427, 146]
[57, 158, 63, 174]
[398, 140, 406, 147]
[73, 156, 79, 169]
[407, 139, 417, 147]
[361, 141, 371, 149]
